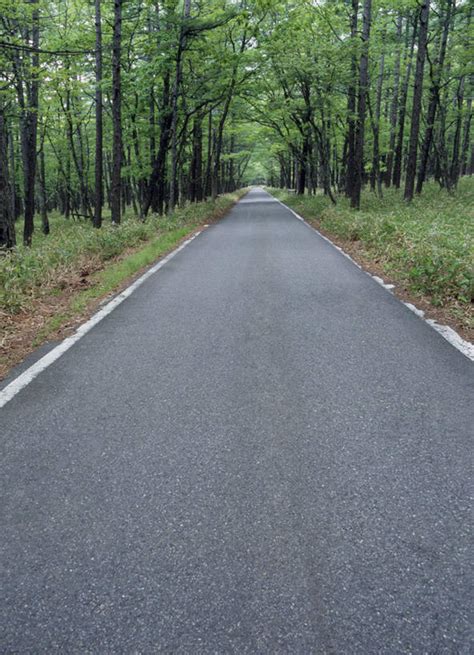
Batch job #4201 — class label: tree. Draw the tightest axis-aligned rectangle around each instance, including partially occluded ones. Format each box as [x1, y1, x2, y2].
[345, 0, 359, 199]
[94, 0, 103, 228]
[392, 12, 417, 189]
[0, 104, 16, 249]
[350, 0, 371, 210]
[416, 0, 452, 195]
[111, 0, 122, 225]
[404, 0, 430, 202]
[0, 0, 471, 245]
[10, 0, 41, 245]
[385, 12, 402, 189]
[169, 0, 192, 211]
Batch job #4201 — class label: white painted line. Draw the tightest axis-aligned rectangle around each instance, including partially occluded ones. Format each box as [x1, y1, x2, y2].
[0, 231, 202, 409]
[373, 276, 395, 291]
[424, 320, 474, 361]
[271, 192, 474, 362]
[404, 302, 425, 318]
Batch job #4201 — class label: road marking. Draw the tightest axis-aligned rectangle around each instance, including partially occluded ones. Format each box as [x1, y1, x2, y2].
[270, 192, 474, 362]
[0, 232, 202, 409]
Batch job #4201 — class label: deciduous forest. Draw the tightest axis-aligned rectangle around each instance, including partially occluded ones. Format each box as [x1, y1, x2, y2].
[1, 0, 472, 244]
[0, 0, 473, 374]
[2, 2, 473, 649]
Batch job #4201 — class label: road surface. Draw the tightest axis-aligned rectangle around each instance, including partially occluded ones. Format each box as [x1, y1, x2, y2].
[1, 189, 472, 653]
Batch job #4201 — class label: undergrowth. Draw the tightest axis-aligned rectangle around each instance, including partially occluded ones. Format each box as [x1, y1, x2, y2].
[1, 191, 245, 316]
[269, 178, 474, 313]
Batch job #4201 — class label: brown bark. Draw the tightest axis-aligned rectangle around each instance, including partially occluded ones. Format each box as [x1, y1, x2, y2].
[350, 0, 371, 210]
[204, 109, 213, 197]
[460, 94, 472, 175]
[385, 13, 402, 187]
[20, 0, 40, 246]
[416, 0, 452, 194]
[450, 74, 465, 188]
[169, 0, 192, 210]
[0, 107, 16, 249]
[212, 27, 249, 199]
[111, 0, 122, 224]
[393, 14, 418, 188]
[370, 33, 385, 195]
[37, 122, 49, 235]
[345, 0, 359, 198]
[404, 0, 430, 202]
[93, 0, 103, 228]
[143, 71, 172, 216]
[189, 116, 203, 202]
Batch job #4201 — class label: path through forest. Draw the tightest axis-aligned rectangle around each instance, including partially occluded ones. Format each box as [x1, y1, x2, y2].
[1, 189, 472, 652]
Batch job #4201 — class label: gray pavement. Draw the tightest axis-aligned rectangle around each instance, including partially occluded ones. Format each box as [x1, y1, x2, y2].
[1, 188, 472, 653]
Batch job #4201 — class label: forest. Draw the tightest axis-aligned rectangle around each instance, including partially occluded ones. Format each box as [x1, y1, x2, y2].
[0, 0, 472, 245]
[0, 0, 473, 374]
[2, 2, 474, 648]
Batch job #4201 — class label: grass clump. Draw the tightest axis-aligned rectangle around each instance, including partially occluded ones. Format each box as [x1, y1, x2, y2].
[269, 178, 474, 312]
[1, 191, 245, 316]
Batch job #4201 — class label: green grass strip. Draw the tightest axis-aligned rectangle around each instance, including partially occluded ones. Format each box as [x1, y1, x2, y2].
[23, 190, 247, 348]
[31, 226, 193, 346]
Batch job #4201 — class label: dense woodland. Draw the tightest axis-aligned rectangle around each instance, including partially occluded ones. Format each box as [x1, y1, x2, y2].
[0, 0, 472, 248]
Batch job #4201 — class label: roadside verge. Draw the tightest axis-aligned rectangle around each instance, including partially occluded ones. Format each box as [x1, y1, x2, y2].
[269, 189, 473, 361]
[1, 190, 248, 381]
[267, 187, 473, 347]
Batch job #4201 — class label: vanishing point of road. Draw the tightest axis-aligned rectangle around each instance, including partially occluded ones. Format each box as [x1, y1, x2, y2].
[1, 189, 472, 652]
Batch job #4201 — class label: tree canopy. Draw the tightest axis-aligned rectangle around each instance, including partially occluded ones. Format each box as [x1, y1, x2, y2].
[1, 0, 472, 246]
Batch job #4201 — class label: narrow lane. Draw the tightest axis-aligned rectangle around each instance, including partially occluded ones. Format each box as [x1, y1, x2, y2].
[1, 189, 472, 652]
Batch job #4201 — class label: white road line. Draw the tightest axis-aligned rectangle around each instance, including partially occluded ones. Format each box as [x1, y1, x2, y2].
[0, 231, 202, 409]
[3, 190, 472, 410]
[270, 192, 474, 362]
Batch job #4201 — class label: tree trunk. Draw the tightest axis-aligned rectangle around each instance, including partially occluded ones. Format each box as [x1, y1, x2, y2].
[8, 127, 19, 220]
[385, 13, 402, 187]
[22, 0, 40, 246]
[450, 74, 466, 188]
[169, 0, 192, 210]
[111, 0, 122, 224]
[0, 107, 16, 249]
[36, 120, 49, 235]
[393, 14, 418, 188]
[345, 0, 359, 199]
[189, 116, 203, 202]
[212, 95, 233, 199]
[64, 97, 71, 218]
[212, 28, 248, 200]
[143, 72, 172, 216]
[228, 134, 235, 192]
[204, 109, 213, 197]
[130, 96, 145, 216]
[460, 94, 472, 175]
[93, 0, 103, 228]
[434, 81, 453, 190]
[416, 0, 452, 194]
[296, 135, 309, 194]
[350, 0, 371, 210]
[38, 145, 49, 235]
[404, 0, 430, 201]
[370, 38, 385, 195]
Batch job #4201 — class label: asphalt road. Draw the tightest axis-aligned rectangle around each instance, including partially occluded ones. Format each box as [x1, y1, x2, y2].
[1, 188, 472, 653]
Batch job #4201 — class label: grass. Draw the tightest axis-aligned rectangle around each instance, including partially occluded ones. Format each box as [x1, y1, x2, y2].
[69, 226, 192, 311]
[30, 224, 193, 347]
[1, 191, 246, 317]
[1, 190, 247, 373]
[268, 178, 474, 326]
